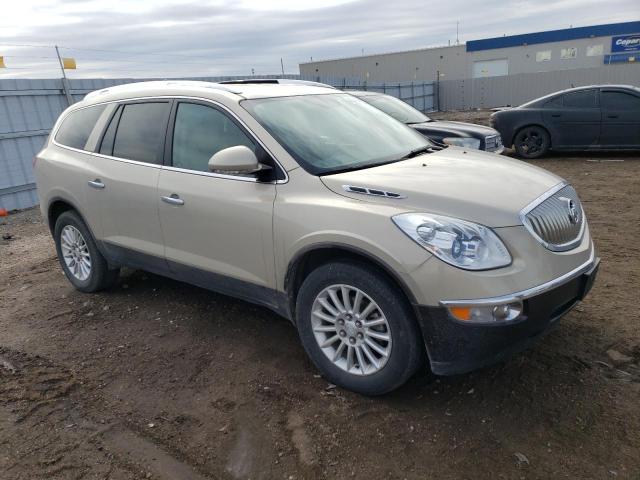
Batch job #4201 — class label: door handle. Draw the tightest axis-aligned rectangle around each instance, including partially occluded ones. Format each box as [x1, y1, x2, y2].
[607, 114, 619, 119]
[551, 114, 562, 118]
[161, 194, 184, 206]
[88, 179, 105, 189]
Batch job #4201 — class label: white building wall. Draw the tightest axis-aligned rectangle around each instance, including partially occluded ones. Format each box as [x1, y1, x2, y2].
[300, 45, 467, 84]
[300, 33, 633, 83]
[468, 36, 616, 78]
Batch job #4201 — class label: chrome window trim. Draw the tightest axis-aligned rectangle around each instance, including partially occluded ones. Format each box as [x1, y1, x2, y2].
[50, 143, 163, 169]
[440, 246, 597, 307]
[162, 165, 259, 183]
[518, 181, 586, 252]
[51, 94, 289, 184]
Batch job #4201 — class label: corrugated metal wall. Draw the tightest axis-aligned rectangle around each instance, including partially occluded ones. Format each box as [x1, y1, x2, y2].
[0, 75, 434, 211]
[343, 82, 435, 112]
[0, 79, 66, 210]
[438, 63, 639, 110]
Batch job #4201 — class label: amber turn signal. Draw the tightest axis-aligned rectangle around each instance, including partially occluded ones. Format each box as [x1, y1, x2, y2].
[448, 306, 472, 321]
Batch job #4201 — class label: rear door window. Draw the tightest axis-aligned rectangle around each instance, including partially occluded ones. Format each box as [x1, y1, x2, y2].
[601, 91, 640, 110]
[55, 104, 106, 150]
[562, 90, 598, 108]
[112, 102, 171, 164]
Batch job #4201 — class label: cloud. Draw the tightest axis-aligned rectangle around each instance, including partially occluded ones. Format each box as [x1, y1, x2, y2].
[0, 0, 638, 78]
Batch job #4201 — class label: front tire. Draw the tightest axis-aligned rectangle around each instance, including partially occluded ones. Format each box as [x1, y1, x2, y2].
[296, 262, 423, 395]
[514, 126, 550, 159]
[54, 211, 119, 292]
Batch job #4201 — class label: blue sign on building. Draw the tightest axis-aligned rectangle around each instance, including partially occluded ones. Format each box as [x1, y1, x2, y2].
[611, 34, 640, 53]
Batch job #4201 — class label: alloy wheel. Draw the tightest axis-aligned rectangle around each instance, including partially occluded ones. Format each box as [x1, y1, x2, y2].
[311, 284, 392, 376]
[519, 128, 546, 156]
[60, 225, 92, 281]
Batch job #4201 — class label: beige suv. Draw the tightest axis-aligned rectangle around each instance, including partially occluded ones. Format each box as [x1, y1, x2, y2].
[35, 80, 599, 395]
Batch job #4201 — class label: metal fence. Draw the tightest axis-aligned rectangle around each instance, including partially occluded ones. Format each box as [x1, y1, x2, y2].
[0, 75, 435, 211]
[341, 82, 435, 112]
[438, 63, 639, 110]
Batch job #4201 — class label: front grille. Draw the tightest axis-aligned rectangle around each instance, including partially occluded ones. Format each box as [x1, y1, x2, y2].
[521, 184, 585, 252]
[484, 134, 503, 152]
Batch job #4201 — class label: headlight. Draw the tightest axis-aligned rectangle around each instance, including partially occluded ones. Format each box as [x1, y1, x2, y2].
[442, 137, 481, 149]
[392, 213, 512, 270]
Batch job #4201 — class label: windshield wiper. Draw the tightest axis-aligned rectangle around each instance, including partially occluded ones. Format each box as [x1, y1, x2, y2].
[399, 145, 435, 160]
[322, 145, 438, 176]
[323, 158, 399, 175]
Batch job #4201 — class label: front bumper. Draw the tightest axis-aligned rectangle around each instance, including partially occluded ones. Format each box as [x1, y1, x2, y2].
[416, 256, 600, 375]
[487, 145, 505, 155]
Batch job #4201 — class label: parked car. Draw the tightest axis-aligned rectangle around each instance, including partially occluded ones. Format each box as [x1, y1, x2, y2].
[349, 90, 504, 153]
[491, 85, 640, 159]
[36, 81, 598, 395]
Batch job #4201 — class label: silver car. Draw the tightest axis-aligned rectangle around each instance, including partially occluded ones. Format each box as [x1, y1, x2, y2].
[35, 80, 599, 395]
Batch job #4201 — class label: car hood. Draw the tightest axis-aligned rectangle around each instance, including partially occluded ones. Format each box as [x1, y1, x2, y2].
[320, 148, 563, 227]
[410, 120, 497, 138]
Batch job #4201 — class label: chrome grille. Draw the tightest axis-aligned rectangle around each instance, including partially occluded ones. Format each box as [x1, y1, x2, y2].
[521, 184, 585, 252]
[484, 134, 503, 152]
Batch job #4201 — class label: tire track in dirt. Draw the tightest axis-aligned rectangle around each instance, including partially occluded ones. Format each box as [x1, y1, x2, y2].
[0, 348, 220, 480]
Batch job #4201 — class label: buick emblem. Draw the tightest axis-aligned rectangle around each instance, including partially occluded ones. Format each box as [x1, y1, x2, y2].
[559, 197, 580, 224]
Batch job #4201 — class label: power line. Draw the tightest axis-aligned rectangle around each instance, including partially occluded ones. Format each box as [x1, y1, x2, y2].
[0, 42, 240, 63]
[2, 55, 58, 59]
[0, 43, 286, 77]
[58, 45, 232, 61]
[0, 43, 280, 65]
[0, 43, 53, 49]
[0, 54, 254, 68]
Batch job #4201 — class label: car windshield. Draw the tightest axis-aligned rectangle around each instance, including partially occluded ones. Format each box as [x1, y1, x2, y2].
[242, 93, 432, 175]
[358, 94, 431, 124]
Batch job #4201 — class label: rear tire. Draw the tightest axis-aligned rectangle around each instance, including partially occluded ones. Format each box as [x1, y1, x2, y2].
[296, 261, 424, 395]
[54, 211, 119, 292]
[514, 126, 550, 159]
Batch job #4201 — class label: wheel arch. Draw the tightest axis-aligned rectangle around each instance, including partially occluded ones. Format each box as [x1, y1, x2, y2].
[285, 243, 419, 323]
[47, 197, 84, 234]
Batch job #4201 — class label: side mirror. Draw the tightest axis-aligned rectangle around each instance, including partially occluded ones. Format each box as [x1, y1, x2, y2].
[208, 145, 263, 174]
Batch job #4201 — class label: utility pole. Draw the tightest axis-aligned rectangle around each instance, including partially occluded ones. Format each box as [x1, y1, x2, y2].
[280, 58, 285, 76]
[456, 21, 460, 45]
[55, 45, 74, 105]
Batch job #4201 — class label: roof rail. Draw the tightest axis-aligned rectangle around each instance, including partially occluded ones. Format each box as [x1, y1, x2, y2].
[84, 80, 240, 100]
[218, 78, 336, 89]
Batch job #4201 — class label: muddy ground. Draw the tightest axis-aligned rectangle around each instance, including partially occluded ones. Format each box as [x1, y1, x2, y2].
[1, 110, 639, 480]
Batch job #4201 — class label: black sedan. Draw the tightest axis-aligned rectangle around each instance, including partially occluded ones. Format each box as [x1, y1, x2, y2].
[349, 91, 504, 153]
[491, 85, 640, 159]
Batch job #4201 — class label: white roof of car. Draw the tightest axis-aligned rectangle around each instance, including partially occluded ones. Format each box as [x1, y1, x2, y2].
[83, 80, 338, 105]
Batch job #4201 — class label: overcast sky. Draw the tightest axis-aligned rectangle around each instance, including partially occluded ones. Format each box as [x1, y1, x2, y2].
[1, 0, 639, 78]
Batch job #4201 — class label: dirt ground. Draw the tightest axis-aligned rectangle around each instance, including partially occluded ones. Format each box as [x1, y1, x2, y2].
[1, 110, 639, 480]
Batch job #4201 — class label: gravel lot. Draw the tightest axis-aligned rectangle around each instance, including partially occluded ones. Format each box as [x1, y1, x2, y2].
[1, 110, 639, 480]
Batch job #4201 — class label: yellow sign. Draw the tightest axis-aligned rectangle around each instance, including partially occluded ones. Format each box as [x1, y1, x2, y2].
[62, 57, 76, 69]
[0, 56, 5, 68]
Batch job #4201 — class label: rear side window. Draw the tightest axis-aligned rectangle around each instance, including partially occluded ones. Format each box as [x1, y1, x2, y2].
[112, 102, 170, 164]
[99, 105, 121, 156]
[601, 91, 640, 110]
[172, 102, 256, 172]
[543, 96, 562, 108]
[55, 104, 106, 150]
[562, 90, 598, 108]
